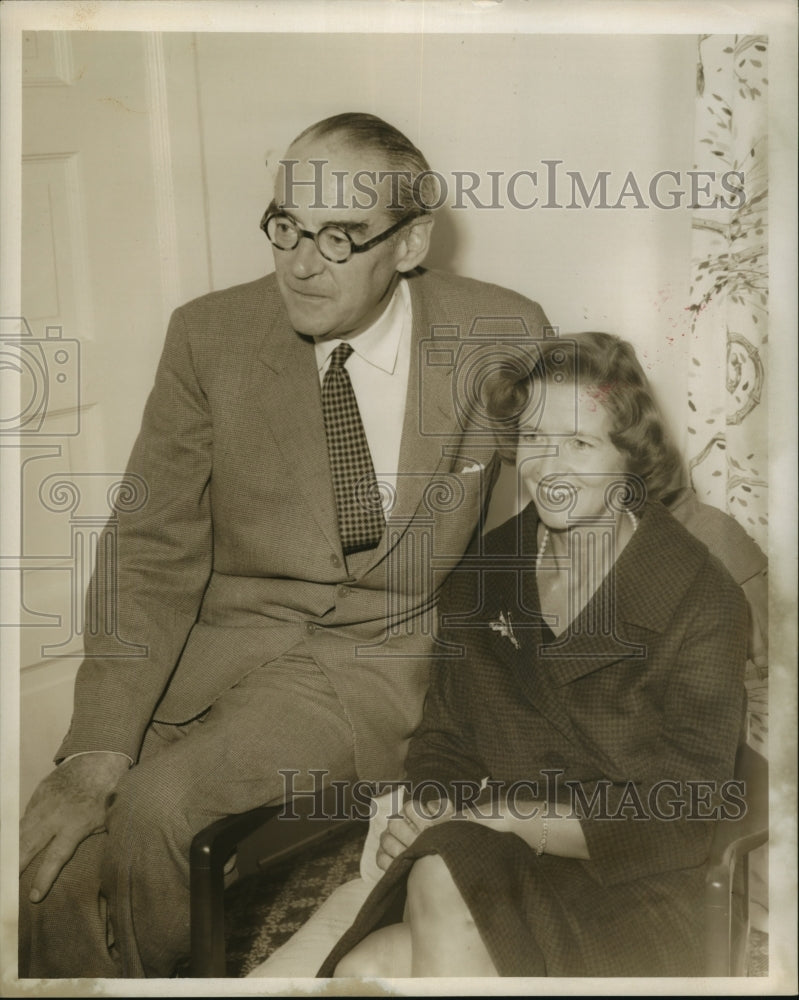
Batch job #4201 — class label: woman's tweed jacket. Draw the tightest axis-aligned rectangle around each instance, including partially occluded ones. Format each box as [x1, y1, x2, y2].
[320, 499, 749, 977]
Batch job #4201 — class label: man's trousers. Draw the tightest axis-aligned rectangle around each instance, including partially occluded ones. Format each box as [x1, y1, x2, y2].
[19, 648, 358, 978]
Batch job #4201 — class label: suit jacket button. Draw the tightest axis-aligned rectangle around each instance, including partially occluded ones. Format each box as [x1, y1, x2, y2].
[338, 585, 351, 598]
[330, 554, 342, 568]
[304, 622, 316, 636]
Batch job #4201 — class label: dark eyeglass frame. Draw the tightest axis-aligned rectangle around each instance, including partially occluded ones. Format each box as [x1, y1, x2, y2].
[259, 202, 426, 264]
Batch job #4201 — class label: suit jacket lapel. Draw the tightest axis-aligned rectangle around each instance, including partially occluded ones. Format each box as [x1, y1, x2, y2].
[493, 503, 587, 746]
[251, 292, 342, 556]
[482, 502, 701, 748]
[539, 501, 706, 687]
[446, 504, 583, 748]
[388, 273, 458, 525]
[356, 273, 461, 572]
[247, 273, 460, 572]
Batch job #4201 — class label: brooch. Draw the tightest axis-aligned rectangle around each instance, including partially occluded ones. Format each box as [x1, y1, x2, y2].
[489, 610, 520, 650]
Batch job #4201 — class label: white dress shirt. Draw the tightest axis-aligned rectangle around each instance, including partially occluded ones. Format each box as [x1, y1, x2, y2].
[314, 277, 412, 513]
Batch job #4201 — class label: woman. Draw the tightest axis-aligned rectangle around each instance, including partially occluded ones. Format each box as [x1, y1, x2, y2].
[319, 332, 749, 978]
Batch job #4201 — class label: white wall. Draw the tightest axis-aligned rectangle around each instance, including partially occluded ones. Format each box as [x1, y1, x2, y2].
[190, 32, 697, 439]
[17, 29, 699, 800]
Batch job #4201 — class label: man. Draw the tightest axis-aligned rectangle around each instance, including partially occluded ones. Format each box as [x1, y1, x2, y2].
[18, 113, 766, 979]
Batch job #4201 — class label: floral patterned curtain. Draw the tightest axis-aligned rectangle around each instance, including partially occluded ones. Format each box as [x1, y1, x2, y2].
[686, 38, 769, 928]
[686, 34, 768, 552]
[685, 34, 768, 758]
[684, 31, 771, 794]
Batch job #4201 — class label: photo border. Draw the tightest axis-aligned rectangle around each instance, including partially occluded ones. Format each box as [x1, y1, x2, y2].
[1, 1, 796, 996]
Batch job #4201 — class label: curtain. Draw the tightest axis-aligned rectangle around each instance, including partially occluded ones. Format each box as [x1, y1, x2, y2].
[686, 34, 768, 752]
[686, 35, 769, 930]
[686, 34, 768, 551]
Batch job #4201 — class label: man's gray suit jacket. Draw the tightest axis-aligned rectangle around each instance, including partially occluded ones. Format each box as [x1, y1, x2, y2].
[57, 268, 551, 781]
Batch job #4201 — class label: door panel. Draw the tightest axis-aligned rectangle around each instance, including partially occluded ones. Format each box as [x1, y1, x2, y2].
[17, 32, 207, 805]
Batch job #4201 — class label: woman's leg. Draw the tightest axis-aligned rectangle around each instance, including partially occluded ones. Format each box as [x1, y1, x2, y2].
[333, 853, 498, 979]
[334, 923, 412, 978]
[406, 853, 498, 977]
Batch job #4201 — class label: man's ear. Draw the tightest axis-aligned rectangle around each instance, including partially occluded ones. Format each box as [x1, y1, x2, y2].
[394, 216, 434, 273]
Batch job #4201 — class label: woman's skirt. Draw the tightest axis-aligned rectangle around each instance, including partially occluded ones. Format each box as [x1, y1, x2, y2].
[318, 820, 707, 978]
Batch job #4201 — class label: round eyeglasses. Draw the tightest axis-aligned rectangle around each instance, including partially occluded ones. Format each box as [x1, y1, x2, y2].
[259, 204, 424, 264]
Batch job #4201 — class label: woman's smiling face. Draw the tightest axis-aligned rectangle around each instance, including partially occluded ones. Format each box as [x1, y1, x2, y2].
[516, 381, 629, 529]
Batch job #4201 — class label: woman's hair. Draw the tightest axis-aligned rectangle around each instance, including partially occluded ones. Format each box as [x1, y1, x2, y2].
[486, 331, 684, 502]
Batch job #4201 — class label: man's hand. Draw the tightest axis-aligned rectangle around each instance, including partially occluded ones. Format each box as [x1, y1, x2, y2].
[376, 797, 455, 872]
[742, 569, 768, 673]
[19, 752, 130, 902]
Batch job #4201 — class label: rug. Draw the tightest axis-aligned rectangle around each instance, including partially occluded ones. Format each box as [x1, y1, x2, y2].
[223, 824, 769, 978]
[225, 821, 366, 977]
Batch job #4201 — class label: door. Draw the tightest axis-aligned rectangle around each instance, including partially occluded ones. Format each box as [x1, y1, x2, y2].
[12, 31, 209, 805]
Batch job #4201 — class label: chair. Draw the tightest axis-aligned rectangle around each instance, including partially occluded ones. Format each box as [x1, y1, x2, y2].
[189, 743, 768, 978]
[704, 741, 769, 976]
[189, 788, 364, 977]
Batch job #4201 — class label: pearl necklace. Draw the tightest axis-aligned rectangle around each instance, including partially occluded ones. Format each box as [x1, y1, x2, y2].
[537, 509, 639, 559]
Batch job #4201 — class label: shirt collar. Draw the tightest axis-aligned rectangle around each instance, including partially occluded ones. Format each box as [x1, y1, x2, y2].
[315, 278, 410, 376]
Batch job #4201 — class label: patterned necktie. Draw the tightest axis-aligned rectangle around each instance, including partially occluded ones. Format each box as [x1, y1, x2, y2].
[322, 343, 385, 556]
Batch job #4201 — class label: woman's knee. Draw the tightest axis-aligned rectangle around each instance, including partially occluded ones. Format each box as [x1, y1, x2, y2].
[333, 924, 411, 979]
[406, 854, 467, 923]
[334, 948, 369, 979]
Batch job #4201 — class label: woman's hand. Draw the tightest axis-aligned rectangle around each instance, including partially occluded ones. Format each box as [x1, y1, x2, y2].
[376, 797, 456, 871]
[462, 797, 590, 860]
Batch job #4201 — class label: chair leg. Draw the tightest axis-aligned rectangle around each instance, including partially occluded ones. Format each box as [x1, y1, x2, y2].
[736, 856, 752, 977]
[189, 805, 282, 977]
[705, 864, 734, 976]
[189, 851, 228, 977]
[706, 854, 756, 976]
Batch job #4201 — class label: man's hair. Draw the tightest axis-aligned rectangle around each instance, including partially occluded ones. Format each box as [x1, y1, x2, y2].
[486, 331, 684, 503]
[291, 112, 436, 215]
